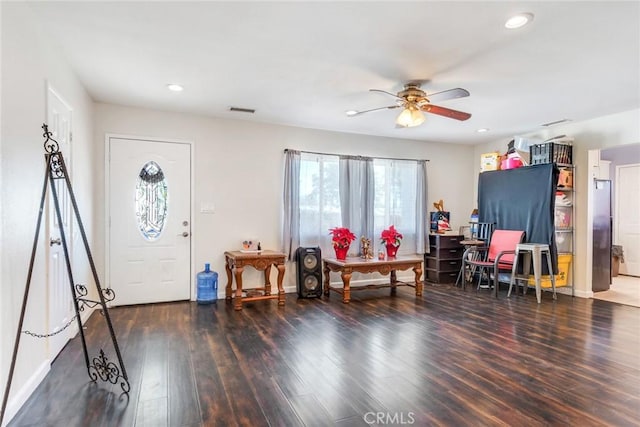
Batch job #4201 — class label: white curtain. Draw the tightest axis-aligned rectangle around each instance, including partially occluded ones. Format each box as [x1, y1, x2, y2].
[416, 160, 429, 254]
[339, 156, 374, 255]
[282, 150, 300, 260]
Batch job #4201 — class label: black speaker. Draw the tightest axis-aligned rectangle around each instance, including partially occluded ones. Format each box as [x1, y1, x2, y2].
[296, 247, 322, 298]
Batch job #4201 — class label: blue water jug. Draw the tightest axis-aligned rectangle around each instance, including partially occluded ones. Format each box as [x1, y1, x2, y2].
[197, 263, 218, 304]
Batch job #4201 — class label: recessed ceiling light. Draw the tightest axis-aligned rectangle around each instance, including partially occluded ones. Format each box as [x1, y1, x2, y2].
[505, 12, 534, 29]
[477, 128, 490, 133]
[166, 84, 184, 92]
[345, 110, 358, 116]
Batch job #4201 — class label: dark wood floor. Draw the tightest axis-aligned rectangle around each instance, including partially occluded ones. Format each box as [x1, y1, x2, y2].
[8, 284, 640, 426]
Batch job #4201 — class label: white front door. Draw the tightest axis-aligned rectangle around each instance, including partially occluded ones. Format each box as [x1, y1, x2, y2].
[108, 137, 191, 305]
[616, 164, 640, 276]
[46, 86, 74, 360]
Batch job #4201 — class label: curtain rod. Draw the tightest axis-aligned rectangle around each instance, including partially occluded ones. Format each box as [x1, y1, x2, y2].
[284, 148, 429, 162]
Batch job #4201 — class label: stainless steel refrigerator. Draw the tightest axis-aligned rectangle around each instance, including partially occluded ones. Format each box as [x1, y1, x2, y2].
[592, 179, 612, 292]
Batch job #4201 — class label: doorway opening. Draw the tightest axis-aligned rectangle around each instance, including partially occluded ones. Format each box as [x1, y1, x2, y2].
[591, 144, 640, 307]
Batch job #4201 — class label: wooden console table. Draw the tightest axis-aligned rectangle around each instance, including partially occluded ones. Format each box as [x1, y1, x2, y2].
[224, 250, 286, 311]
[323, 255, 423, 304]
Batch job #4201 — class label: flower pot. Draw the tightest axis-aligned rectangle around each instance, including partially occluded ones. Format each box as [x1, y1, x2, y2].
[385, 244, 399, 258]
[335, 246, 349, 260]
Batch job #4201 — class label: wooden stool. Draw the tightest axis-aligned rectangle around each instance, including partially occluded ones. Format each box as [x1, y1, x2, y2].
[508, 243, 557, 303]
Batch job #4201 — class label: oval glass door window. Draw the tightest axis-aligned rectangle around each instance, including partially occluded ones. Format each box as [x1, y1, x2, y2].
[135, 161, 168, 240]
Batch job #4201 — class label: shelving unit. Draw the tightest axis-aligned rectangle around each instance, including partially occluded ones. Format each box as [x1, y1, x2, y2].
[530, 139, 575, 296]
[554, 163, 575, 295]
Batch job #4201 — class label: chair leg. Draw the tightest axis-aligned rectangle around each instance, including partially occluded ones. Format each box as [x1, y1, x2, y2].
[494, 265, 499, 298]
[508, 250, 520, 298]
[461, 260, 466, 291]
[460, 259, 469, 291]
[546, 251, 557, 300]
[476, 266, 485, 291]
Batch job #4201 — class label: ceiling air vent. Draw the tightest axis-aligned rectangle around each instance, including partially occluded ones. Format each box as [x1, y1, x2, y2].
[541, 119, 571, 127]
[229, 107, 256, 114]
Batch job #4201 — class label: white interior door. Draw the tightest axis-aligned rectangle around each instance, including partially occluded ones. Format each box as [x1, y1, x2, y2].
[46, 86, 74, 360]
[108, 137, 191, 305]
[615, 164, 640, 276]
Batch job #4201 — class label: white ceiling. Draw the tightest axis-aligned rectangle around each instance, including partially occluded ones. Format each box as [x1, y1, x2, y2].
[28, 1, 640, 145]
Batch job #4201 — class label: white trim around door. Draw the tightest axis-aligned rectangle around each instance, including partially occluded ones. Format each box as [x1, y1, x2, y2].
[105, 134, 195, 305]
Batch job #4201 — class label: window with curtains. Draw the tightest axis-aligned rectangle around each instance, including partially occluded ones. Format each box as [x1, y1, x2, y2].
[293, 152, 424, 258]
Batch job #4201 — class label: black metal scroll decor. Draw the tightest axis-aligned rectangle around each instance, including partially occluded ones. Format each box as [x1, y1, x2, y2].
[89, 350, 131, 393]
[0, 124, 130, 425]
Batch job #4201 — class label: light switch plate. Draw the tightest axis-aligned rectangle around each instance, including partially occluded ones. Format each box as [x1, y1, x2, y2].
[200, 202, 215, 214]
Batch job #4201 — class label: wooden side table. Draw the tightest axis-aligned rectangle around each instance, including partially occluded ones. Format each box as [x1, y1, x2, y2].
[224, 250, 286, 310]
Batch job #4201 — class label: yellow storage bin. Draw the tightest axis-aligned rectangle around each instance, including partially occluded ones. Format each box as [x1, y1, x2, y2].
[480, 152, 501, 172]
[528, 254, 571, 288]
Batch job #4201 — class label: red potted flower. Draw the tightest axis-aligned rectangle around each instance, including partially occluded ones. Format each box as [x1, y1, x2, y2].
[329, 227, 356, 260]
[380, 225, 403, 258]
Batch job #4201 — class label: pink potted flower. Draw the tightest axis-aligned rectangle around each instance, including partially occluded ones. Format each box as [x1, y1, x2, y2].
[329, 227, 356, 260]
[380, 225, 403, 258]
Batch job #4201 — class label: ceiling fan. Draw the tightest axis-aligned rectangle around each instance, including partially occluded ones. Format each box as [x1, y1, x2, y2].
[347, 82, 472, 128]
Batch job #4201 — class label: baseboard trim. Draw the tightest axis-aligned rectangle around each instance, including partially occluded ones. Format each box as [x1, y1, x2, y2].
[3, 359, 50, 427]
[573, 289, 592, 298]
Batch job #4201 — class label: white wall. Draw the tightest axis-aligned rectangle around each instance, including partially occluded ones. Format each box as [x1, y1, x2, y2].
[473, 108, 640, 298]
[94, 103, 476, 292]
[0, 3, 95, 423]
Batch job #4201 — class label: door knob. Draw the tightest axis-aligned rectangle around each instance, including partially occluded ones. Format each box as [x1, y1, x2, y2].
[180, 232, 189, 237]
[50, 237, 61, 246]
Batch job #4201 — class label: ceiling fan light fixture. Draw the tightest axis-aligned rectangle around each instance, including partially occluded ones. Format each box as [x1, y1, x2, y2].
[505, 12, 534, 29]
[396, 105, 425, 128]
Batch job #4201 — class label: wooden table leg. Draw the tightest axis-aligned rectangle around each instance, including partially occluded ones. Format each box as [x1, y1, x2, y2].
[323, 263, 330, 296]
[276, 263, 286, 306]
[341, 270, 352, 304]
[414, 264, 423, 297]
[264, 265, 272, 296]
[234, 266, 244, 311]
[225, 259, 233, 300]
[390, 270, 397, 295]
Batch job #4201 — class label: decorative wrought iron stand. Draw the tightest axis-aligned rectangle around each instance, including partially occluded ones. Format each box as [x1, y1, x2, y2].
[1, 124, 130, 425]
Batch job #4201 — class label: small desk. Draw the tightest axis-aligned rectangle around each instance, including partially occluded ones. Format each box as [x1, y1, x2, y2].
[323, 255, 423, 304]
[224, 250, 286, 310]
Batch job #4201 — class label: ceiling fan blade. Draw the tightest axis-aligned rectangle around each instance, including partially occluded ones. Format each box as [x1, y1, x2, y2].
[348, 105, 400, 116]
[422, 104, 472, 121]
[369, 89, 403, 100]
[427, 88, 470, 102]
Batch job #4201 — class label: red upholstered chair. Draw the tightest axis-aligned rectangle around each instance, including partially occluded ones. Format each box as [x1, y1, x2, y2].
[462, 230, 525, 298]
